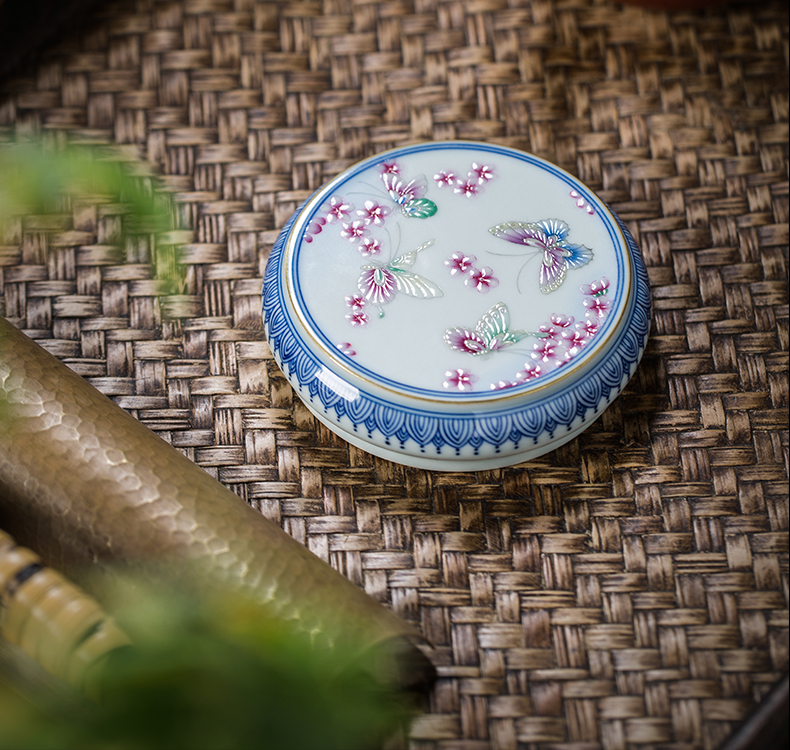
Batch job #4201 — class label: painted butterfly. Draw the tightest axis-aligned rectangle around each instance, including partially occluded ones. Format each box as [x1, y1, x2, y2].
[381, 173, 438, 219]
[488, 219, 593, 294]
[358, 239, 442, 313]
[444, 302, 530, 356]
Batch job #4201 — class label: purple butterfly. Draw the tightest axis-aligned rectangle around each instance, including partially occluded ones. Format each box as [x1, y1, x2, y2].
[488, 219, 593, 294]
[380, 173, 438, 218]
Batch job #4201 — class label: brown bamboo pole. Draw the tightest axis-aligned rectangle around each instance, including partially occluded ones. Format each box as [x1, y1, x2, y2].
[0, 317, 433, 691]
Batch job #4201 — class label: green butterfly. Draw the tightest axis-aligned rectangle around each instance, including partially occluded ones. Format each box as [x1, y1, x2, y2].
[444, 302, 530, 355]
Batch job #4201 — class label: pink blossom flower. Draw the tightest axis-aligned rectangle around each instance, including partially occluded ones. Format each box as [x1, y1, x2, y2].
[534, 340, 570, 368]
[532, 338, 558, 363]
[380, 160, 400, 175]
[570, 190, 596, 215]
[358, 237, 383, 257]
[466, 266, 499, 293]
[539, 315, 574, 341]
[577, 319, 599, 337]
[581, 277, 610, 297]
[561, 329, 587, 359]
[345, 294, 367, 310]
[443, 368, 478, 391]
[515, 362, 543, 381]
[551, 314, 574, 328]
[583, 295, 611, 318]
[470, 163, 494, 184]
[356, 200, 390, 226]
[346, 311, 369, 327]
[445, 252, 477, 276]
[434, 170, 456, 187]
[340, 220, 369, 242]
[454, 179, 480, 198]
[324, 196, 352, 223]
[337, 342, 356, 356]
[562, 328, 589, 346]
[303, 218, 325, 242]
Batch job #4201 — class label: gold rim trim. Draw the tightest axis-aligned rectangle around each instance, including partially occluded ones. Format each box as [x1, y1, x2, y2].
[280, 143, 635, 407]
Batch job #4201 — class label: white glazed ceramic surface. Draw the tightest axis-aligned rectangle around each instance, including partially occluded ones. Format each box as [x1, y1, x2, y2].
[263, 142, 652, 470]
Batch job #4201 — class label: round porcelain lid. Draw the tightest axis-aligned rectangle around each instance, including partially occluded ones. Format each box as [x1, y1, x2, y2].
[283, 142, 630, 401]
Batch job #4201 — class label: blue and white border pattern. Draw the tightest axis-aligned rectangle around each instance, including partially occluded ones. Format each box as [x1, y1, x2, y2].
[264, 215, 651, 456]
[263, 182, 651, 460]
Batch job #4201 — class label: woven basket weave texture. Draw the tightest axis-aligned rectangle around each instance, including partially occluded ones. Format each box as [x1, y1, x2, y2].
[0, 1, 787, 748]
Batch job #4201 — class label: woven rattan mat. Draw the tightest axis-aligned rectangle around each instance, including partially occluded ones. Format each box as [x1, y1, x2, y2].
[1, 1, 788, 748]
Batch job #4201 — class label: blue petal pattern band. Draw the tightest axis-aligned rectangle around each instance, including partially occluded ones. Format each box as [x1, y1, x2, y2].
[263, 202, 651, 459]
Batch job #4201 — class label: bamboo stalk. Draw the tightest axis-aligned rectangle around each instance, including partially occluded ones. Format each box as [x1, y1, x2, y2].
[0, 528, 129, 698]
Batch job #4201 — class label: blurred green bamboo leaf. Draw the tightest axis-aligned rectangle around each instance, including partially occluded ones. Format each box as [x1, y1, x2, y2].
[0, 141, 186, 296]
[0, 577, 415, 750]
